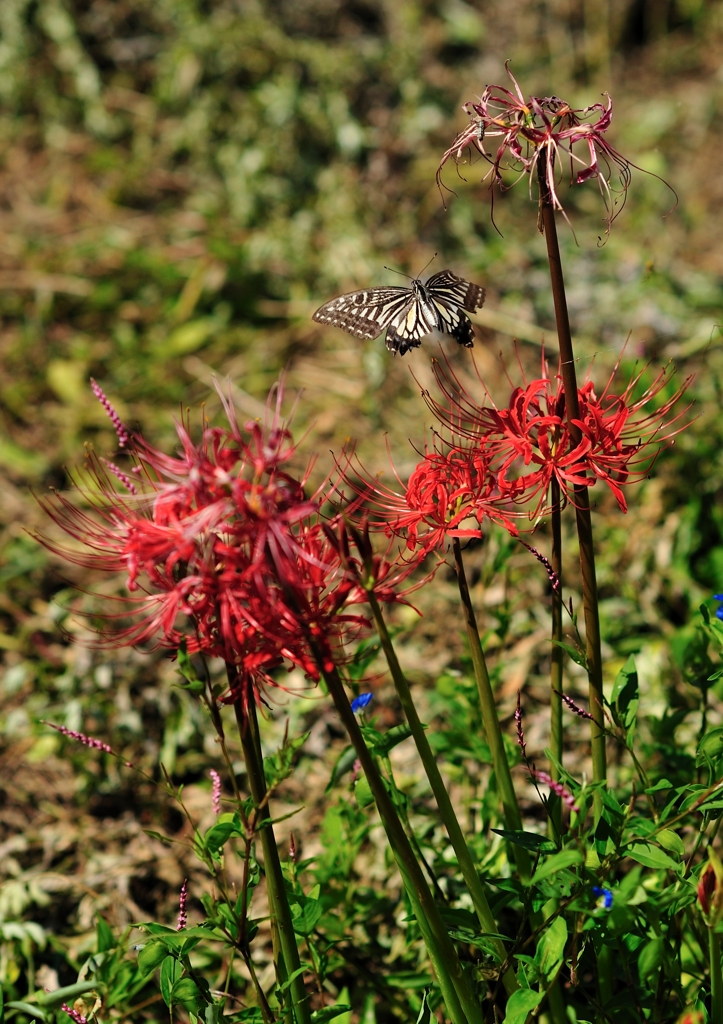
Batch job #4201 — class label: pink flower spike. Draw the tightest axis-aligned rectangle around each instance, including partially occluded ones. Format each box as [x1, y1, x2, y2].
[62, 1005, 87, 1024]
[520, 541, 560, 591]
[90, 378, 130, 448]
[46, 721, 113, 754]
[530, 769, 579, 813]
[101, 459, 138, 495]
[514, 692, 526, 759]
[210, 769, 222, 815]
[177, 878, 188, 930]
[556, 690, 594, 720]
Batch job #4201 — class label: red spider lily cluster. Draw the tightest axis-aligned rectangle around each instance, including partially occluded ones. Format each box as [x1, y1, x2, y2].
[341, 354, 690, 551]
[437, 63, 635, 231]
[36, 383, 423, 711]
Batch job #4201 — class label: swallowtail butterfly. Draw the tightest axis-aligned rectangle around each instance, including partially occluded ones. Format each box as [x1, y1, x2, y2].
[312, 269, 486, 356]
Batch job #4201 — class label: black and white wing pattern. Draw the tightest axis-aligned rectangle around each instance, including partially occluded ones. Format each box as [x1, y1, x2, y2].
[312, 270, 485, 357]
[311, 287, 414, 341]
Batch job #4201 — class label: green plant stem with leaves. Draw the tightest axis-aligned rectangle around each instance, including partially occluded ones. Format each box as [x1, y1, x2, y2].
[452, 538, 532, 882]
[367, 590, 518, 997]
[230, 672, 312, 1024]
[314, 648, 484, 1024]
[537, 158, 607, 818]
[711, 927, 723, 1024]
[549, 478, 564, 839]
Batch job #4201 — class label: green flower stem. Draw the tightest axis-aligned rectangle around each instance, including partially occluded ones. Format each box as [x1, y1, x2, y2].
[537, 157, 606, 819]
[711, 928, 723, 1024]
[231, 677, 312, 1024]
[317, 652, 483, 1024]
[549, 479, 564, 840]
[452, 539, 531, 883]
[368, 591, 518, 997]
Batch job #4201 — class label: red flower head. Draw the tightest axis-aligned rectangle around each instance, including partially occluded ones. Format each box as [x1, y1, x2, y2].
[338, 440, 520, 557]
[36, 381, 423, 710]
[425, 354, 691, 516]
[437, 63, 660, 235]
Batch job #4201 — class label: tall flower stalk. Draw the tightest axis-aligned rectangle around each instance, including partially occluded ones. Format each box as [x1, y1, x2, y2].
[536, 152, 607, 814]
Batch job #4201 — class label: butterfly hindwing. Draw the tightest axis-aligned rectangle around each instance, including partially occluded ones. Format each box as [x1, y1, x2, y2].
[312, 269, 485, 354]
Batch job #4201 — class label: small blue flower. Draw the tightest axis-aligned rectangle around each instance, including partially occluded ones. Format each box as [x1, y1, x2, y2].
[351, 692, 373, 713]
[714, 594, 723, 621]
[592, 886, 613, 910]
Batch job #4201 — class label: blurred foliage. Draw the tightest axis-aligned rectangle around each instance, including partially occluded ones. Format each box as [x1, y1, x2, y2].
[1, 0, 723, 1020]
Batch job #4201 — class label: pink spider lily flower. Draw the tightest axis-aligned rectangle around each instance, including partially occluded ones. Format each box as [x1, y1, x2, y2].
[437, 63, 648, 234]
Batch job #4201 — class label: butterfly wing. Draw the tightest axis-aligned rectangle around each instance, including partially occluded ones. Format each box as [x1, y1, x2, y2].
[426, 270, 486, 313]
[312, 287, 412, 340]
[426, 269, 486, 348]
[384, 291, 440, 355]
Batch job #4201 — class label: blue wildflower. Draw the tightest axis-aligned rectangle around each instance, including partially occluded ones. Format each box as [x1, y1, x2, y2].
[714, 594, 723, 621]
[351, 692, 373, 713]
[592, 886, 613, 910]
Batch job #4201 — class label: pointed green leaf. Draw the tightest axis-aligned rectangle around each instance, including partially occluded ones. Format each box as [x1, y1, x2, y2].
[531, 849, 582, 884]
[502, 989, 543, 1023]
[492, 829, 557, 852]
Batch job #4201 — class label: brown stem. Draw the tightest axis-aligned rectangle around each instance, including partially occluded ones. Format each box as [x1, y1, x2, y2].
[537, 155, 606, 816]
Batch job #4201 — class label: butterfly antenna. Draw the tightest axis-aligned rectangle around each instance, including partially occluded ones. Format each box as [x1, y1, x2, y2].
[383, 266, 414, 281]
[417, 252, 438, 278]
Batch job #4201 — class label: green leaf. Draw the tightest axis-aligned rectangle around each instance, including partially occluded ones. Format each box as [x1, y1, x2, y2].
[502, 989, 543, 1023]
[36, 982, 100, 1008]
[627, 843, 680, 871]
[698, 727, 723, 761]
[160, 956, 182, 1007]
[204, 813, 243, 857]
[637, 936, 664, 984]
[414, 991, 433, 1024]
[95, 915, 115, 953]
[611, 655, 639, 733]
[550, 639, 588, 669]
[491, 829, 557, 852]
[290, 887, 323, 936]
[311, 1007, 353, 1023]
[326, 745, 358, 792]
[535, 916, 567, 985]
[386, 972, 433, 989]
[374, 722, 412, 756]
[264, 731, 310, 788]
[531, 849, 583, 884]
[172, 978, 205, 1012]
[656, 829, 685, 858]
[136, 937, 167, 978]
[4, 1003, 46, 1021]
[354, 776, 374, 808]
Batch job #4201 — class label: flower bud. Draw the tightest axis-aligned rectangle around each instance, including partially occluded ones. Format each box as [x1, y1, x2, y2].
[697, 847, 723, 927]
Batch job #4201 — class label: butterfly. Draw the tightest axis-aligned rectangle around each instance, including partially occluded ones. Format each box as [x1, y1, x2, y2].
[312, 269, 486, 356]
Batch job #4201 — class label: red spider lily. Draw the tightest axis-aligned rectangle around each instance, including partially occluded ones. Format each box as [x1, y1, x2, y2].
[337, 443, 520, 556]
[36, 382, 425, 711]
[437, 62, 644, 233]
[425, 354, 692, 515]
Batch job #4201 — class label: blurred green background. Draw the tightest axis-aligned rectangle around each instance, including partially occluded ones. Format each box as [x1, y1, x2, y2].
[1, 0, 723, 1017]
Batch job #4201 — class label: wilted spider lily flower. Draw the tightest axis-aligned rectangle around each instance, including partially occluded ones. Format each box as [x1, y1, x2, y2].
[438, 62, 638, 232]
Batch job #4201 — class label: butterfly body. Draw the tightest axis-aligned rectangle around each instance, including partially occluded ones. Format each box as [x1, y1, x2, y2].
[312, 270, 485, 356]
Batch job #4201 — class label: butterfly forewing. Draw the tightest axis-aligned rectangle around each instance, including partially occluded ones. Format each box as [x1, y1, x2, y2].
[312, 287, 412, 340]
[312, 269, 485, 355]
